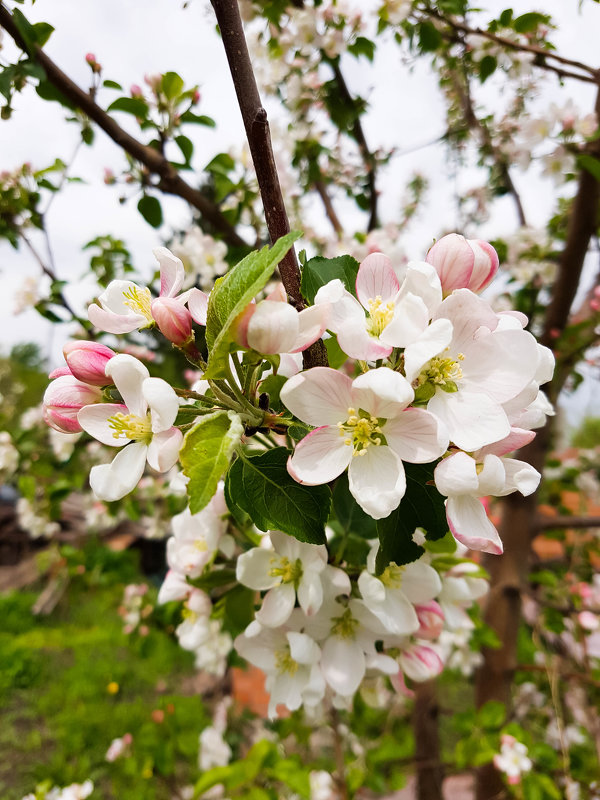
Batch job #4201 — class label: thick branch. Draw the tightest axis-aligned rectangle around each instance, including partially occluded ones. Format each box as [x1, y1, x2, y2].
[209, 0, 328, 369]
[330, 63, 380, 231]
[427, 9, 600, 85]
[0, 2, 247, 249]
[535, 514, 600, 531]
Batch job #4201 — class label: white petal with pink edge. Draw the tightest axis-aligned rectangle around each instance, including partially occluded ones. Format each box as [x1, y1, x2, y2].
[280, 368, 353, 426]
[383, 407, 449, 463]
[291, 304, 330, 352]
[187, 288, 209, 325]
[351, 367, 414, 418]
[379, 292, 429, 348]
[355, 252, 399, 308]
[498, 459, 540, 497]
[460, 329, 539, 402]
[478, 427, 536, 457]
[348, 445, 406, 519]
[428, 389, 510, 451]
[146, 427, 183, 472]
[447, 495, 503, 555]
[400, 561, 442, 604]
[434, 289, 498, 353]
[434, 451, 479, 496]
[89, 441, 148, 501]
[154, 247, 185, 298]
[336, 322, 393, 361]
[397, 261, 443, 317]
[247, 300, 299, 354]
[287, 426, 352, 485]
[77, 403, 130, 447]
[314, 279, 364, 332]
[88, 303, 146, 334]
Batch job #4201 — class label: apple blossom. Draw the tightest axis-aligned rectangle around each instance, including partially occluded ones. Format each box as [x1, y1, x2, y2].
[426, 233, 499, 294]
[77, 354, 182, 501]
[63, 340, 116, 386]
[151, 296, 193, 345]
[236, 531, 328, 627]
[43, 376, 103, 434]
[166, 489, 230, 579]
[397, 642, 444, 682]
[281, 366, 448, 519]
[493, 734, 533, 785]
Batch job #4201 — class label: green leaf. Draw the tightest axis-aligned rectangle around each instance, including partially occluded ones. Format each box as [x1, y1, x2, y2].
[300, 254, 360, 304]
[175, 134, 193, 164]
[226, 448, 331, 544]
[102, 79, 123, 90]
[513, 12, 550, 33]
[137, 195, 163, 228]
[324, 335, 348, 369]
[347, 36, 376, 61]
[578, 153, 600, 181]
[161, 71, 184, 100]
[376, 462, 448, 573]
[12, 9, 53, 50]
[418, 21, 443, 52]
[499, 8, 513, 26]
[180, 110, 216, 127]
[478, 55, 497, 82]
[31, 22, 54, 47]
[107, 96, 149, 118]
[204, 232, 301, 378]
[332, 473, 377, 539]
[477, 701, 506, 729]
[180, 410, 243, 514]
[36, 80, 75, 109]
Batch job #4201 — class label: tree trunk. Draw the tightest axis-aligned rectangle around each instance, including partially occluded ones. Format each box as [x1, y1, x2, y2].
[414, 680, 445, 800]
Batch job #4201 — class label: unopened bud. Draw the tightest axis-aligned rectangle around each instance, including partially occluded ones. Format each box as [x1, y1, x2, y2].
[426, 233, 498, 294]
[130, 84, 143, 98]
[415, 601, 445, 640]
[85, 53, 101, 73]
[399, 643, 444, 682]
[63, 340, 116, 386]
[43, 375, 102, 433]
[151, 297, 193, 346]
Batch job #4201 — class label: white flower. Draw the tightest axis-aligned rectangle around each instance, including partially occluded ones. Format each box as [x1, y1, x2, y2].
[236, 531, 328, 627]
[0, 431, 18, 475]
[493, 735, 532, 784]
[199, 726, 232, 771]
[281, 366, 448, 519]
[166, 489, 228, 579]
[78, 354, 183, 501]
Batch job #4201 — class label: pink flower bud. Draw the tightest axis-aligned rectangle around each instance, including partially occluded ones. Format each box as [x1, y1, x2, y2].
[192, 89, 201, 105]
[151, 297, 193, 346]
[426, 233, 498, 294]
[130, 84, 143, 98]
[63, 340, 116, 386]
[590, 298, 600, 312]
[593, 285, 600, 299]
[85, 52, 96, 64]
[578, 610, 599, 631]
[43, 376, 102, 433]
[103, 168, 116, 185]
[48, 365, 73, 379]
[415, 601, 445, 640]
[399, 644, 444, 682]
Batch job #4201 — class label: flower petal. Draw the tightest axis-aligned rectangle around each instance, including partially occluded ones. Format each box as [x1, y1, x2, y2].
[291, 304, 330, 352]
[428, 390, 510, 451]
[447, 495, 503, 554]
[351, 367, 414, 418]
[280, 368, 353, 426]
[398, 261, 443, 317]
[256, 583, 296, 627]
[379, 292, 429, 348]
[400, 561, 442, 604]
[154, 246, 185, 298]
[298, 571, 324, 617]
[336, 322, 393, 361]
[143, 377, 180, 432]
[434, 451, 479, 496]
[403, 319, 453, 383]
[314, 279, 364, 332]
[287, 426, 352, 485]
[106, 354, 149, 417]
[460, 329, 539, 402]
[348, 446, 406, 519]
[89, 442, 147, 501]
[384, 407, 449, 463]
[355, 252, 399, 308]
[498, 459, 540, 497]
[77, 403, 129, 447]
[321, 637, 365, 696]
[434, 289, 498, 353]
[247, 300, 299, 354]
[187, 288, 209, 325]
[88, 303, 146, 334]
[146, 427, 183, 472]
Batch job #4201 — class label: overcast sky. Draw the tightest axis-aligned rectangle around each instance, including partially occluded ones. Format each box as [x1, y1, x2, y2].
[1, 0, 599, 426]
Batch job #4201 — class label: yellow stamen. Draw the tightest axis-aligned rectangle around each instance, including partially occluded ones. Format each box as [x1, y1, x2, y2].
[268, 556, 303, 586]
[107, 411, 153, 444]
[331, 608, 358, 639]
[122, 285, 154, 324]
[338, 407, 385, 456]
[379, 562, 405, 588]
[275, 648, 299, 675]
[366, 296, 395, 337]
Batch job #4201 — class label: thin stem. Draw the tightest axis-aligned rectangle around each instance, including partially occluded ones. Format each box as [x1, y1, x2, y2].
[314, 178, 343, 236]
[209, 0, 328, 370]
[535, 514, 600, 530]
[174, 387, 231, 409]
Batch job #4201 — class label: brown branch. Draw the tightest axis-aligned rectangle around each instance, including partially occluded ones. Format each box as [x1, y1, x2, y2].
[413, 680, 444, 800]
[427, 9, 600, 85]
[330, 62, 380, 231]
[314, 178, 343, 236]
[535, 515, 600, 531]
[0, 2, 248, 250]
[209, 0, 328, 369]
[516, 663, 600, 689]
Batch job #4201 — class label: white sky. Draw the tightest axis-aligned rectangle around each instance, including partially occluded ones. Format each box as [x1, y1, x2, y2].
[1, 0, 599, 425]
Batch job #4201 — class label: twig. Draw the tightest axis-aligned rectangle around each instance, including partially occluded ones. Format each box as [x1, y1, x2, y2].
[19, 232, 79, 320]
[535, 514, 600, 531]
[209, 0, 328, 369]
[314, 178, 343, 236]
[330, 708, 349, 800]
[329, 62, 380, 231]
[0, 2, 248, 249]
[426, 9, 600, 85]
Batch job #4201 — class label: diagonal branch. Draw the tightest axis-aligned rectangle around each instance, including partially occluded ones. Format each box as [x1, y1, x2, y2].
[209, 0, 328, 369]
[0, 2, 248, 249]
[426, 8, 600, 85]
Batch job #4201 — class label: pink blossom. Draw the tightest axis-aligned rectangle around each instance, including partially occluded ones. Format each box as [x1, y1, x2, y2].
[63, 341, 116, 386]
[426, 233, 498, 294]
[151, 296, 193, 345]
[43, 376, 103, 434]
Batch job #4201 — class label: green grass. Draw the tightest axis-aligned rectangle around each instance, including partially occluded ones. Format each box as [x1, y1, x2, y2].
[0, 545, 209, 800]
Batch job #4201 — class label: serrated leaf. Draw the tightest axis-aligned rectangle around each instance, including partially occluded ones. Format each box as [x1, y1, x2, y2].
[332, 473, 377, 539]
[137, 195, 163, 228]
[107, 96, 148, 118]
[300, 254, 360, 304]
[161, 71, 184, 100]
[180, 410, 243, 514]
[204, 232, 301, 378]
[226, 448, 331, 544]
[376, 462, 448, 573]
